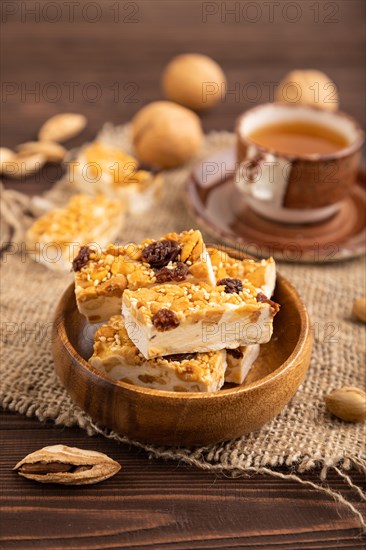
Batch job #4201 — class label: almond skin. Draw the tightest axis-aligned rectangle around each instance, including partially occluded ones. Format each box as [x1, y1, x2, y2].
[352, 297, 366, 323]
[2, 153, 46, 178]
[325, 387, 366, 423]
[38, 113, 87, 143]
[14, 445, 121, 485]
[17, 141, 66, 163]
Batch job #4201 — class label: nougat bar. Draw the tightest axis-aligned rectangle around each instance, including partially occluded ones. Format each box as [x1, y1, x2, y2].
[70, 141, 163, 214]
[25, 194, 124, 272]
[89, 315, 226, 392]
[74, 229, 216, 323]
[122, 280, 279, 359]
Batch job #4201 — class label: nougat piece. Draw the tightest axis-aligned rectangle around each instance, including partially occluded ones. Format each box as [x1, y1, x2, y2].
[208, 247, 276, 298]
[74, 229, 215, 324]
[70, 141, 163, 214]
[122, 281, 279, 359]
[25, 194, 124, 272]
[225, 345, 260, 385]
[89, 315, 226, 392]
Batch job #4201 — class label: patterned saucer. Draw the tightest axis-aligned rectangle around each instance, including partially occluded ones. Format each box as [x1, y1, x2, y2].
[186, 148, 366, 263]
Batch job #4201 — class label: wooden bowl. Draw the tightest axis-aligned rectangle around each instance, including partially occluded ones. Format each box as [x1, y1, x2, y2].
[52, 252, 312, 446]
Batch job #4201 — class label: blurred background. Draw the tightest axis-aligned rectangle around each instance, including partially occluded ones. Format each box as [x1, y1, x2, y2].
[1, 0, 365, 192]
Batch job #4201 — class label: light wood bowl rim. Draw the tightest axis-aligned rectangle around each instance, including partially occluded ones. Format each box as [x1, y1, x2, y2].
[54, 252, 310, 401]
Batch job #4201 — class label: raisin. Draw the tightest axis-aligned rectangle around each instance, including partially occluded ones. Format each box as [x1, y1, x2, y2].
[256, 292, 280, 315]
[226, 348, 243, 360]
[155, 262, 189, 283]
[72, 246, 92, 271]
[142, 240, 181, 268]
[164, 352, 197, 362]
[217, 278, 243, 294]
[152, 309, 180, 331]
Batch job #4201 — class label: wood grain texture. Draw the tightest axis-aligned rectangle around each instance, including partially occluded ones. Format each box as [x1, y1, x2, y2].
[1, 0, 365, 546]
[1, 413, 365, 550]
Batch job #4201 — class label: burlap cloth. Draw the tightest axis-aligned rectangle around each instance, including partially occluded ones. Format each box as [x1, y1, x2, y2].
[1, 126, 365, 528]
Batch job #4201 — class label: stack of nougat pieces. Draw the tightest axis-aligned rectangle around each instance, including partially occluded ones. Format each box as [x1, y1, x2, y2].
[73, 229, 279, 393]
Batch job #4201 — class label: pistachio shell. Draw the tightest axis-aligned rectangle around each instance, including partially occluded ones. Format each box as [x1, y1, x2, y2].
[17, 141, 66, 163]
[325, 387, 366, 423]
[38, 114, 87, 143]
[14, 445, 121, 485]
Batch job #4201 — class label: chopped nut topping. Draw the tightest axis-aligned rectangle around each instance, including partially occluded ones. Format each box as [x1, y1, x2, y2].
[155, 262, 189, 283]
[152, 308, 180, 331]
[217, 277, 243, 294]
[142, 239, 181, 268]
[72, 246, 92, 272]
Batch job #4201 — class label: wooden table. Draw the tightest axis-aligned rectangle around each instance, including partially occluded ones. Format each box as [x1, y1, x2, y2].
[1, 1, 365, 547]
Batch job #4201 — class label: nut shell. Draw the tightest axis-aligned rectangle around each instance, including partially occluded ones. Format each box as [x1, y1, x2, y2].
[14, 444, 121, 485]
[2, 153, 46, 178]
[352, 297, 366, 323]
[131, 101, 203, 168]
[325, 387, 366, 423]
[17, 141, 66, 163]
[162, 54, 226, 111]
[0, 147, 16, 173]
[275, 70, 339, 112]
[38, 113, 87, 143]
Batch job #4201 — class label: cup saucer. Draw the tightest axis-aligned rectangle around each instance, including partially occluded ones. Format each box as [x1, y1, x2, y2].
[185, 148, 366, 263]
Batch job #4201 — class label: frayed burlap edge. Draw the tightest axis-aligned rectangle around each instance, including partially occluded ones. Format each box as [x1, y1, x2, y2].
[1, 125, 365, 531]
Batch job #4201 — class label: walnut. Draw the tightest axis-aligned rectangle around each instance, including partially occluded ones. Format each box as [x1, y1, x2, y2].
[131, 101, 203, 168]
[162, 54, 226, 111]
[275, 70, 339, 112]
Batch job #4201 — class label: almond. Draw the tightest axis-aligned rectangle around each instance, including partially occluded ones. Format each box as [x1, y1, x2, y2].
[352, 297, 366, 323]
[0, 147, 16, 173]
[38, 113, 87, 143]
[2, 153, 46, 178]
[325, 387, 366, 423]
[14, 445, 121, 485]
[17, 141, 66, 163]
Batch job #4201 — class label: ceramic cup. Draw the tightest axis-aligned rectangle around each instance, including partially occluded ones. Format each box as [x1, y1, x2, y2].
[236, 103, 364, 224]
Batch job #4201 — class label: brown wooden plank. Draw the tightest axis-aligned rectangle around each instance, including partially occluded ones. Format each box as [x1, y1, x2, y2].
[1, 0, 365, 546]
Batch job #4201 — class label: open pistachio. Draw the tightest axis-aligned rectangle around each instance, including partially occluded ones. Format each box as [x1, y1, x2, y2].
[14, 445, 121, 485]
[325, 387, 366, 423]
